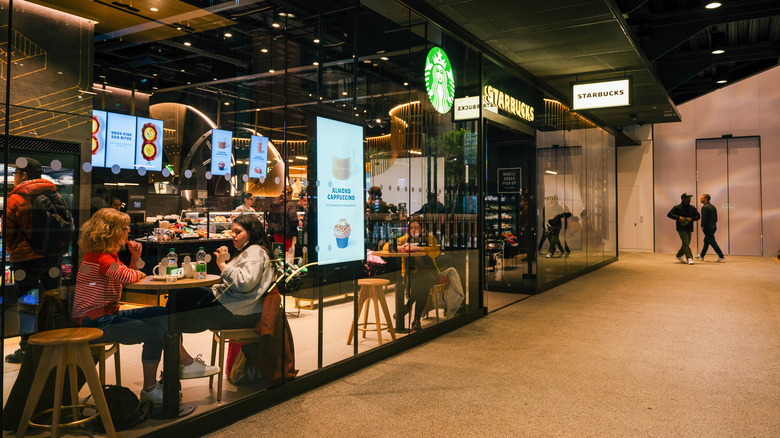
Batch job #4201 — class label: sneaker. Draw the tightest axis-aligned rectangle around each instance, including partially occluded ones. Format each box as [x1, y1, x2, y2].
[5, 349, 24, 364]
[695, 255, 703, 260]
[411, 321, 422, 333]
[687, 258, 694, 265]
[677, 256, 686, 263]
[716, 257, 726, 263]
[180, 354, 220, 379]
[545, 253, 553, 258]
[140, 383, 164, 406]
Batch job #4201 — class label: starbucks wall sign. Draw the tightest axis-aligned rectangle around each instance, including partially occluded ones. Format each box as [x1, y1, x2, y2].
[424, 47, 455, 114]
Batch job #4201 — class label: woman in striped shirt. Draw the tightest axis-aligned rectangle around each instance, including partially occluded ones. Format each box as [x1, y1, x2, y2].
[72, 208, 217, 405]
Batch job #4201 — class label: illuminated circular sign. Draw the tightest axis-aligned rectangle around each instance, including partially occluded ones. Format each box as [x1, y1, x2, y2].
[424, 47, 455, 114]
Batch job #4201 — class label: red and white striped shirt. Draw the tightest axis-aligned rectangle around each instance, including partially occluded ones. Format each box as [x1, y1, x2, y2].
[72, 251, 142, 325]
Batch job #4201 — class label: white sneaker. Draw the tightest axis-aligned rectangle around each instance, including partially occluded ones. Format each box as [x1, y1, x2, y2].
[140, 383, 163, 406]
[180, 354, 220, 379]
[677, 256, 686, 263]
[545, 253, 553, 258]
[687, 258, 694, 265]
[716, 257, 726, 263]
[694, 255, 703, 260]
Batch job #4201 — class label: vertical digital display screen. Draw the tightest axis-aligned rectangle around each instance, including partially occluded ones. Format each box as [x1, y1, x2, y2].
[104, 112, 137, 170]
[135, 117, 164, 172]
[315, 116, 365, 265]
[248, 135, 269, 180]
[91, 110, 107, 167]
[210, 129, 232, 176]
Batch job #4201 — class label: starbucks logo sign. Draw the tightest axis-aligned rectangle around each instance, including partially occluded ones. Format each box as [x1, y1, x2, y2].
[424, 47, 455, 114]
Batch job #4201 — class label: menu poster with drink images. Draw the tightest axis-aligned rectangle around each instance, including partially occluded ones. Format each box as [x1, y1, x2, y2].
[315, 116, 365, 265]
[104, 112, 137, 169]
[135, 117, 164, 172]
[91, 110, 108, 167]
[248, 135, 269, 180]
[210, 129, 233, 176]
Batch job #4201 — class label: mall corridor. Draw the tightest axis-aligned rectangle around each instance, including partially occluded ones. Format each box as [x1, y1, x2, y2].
[206, 252, 779, 437]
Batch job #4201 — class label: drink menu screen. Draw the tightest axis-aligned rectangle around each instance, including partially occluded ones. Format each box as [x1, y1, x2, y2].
[104, 112, 137, 170]
[91, 110, 108, 167]
[210, 129, 232, 176]
[135, 117, 164, 172]
[315, 116, 365, 265]
[248, 135, 268, 180]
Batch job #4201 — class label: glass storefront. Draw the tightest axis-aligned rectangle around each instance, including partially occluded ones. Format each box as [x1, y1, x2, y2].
[1, 1, 616, 435]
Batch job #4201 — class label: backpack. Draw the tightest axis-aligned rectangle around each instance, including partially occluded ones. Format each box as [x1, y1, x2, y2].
[29, 191, 74, 256]
[88, 385, 152, 432]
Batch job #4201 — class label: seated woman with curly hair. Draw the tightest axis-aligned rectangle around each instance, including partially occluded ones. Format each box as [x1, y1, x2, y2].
[71, 208, 217, 405]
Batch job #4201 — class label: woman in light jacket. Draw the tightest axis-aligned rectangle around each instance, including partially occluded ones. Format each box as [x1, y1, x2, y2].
[169, 214, 277, 332]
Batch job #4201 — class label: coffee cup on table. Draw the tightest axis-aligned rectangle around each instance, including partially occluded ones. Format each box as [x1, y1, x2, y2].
[182, 262, 196, 278]
[152, 260, 168, 277]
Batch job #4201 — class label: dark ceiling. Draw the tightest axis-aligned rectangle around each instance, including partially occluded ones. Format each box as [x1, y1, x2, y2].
[416, 0, 780, 129]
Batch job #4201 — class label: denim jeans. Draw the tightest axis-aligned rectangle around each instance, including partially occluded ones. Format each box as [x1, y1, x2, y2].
[81, 306, 168, 363]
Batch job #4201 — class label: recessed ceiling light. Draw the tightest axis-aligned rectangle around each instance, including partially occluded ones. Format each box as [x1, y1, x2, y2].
[272, 23, 280, 28]
[705, 2, 722, 9]
[224, 102, 230, 106]
[342, 91, 348, 95]
[180, 69, 186, 72]
[269, 69, 275, 73]
[363, 60, 371, 64]
[153, 73, 158, 76]
[176, 26, 183, 31]
[712, 48, 725, 55]
[380, 56, 389, 61]
[313, 61, 319, 66]
[313, 38, 320, 44]
[403, 82, 409, 86]
[261, 48, 268, 53]
[184, 41, 191, 46]
[716, 78, 727, 84]
[150, 7, 158, 12]
[224, 32, 232, 38]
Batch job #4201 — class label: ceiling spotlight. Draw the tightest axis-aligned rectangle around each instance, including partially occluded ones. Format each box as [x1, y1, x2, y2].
[313, 38, 320, 44]
[363, 60, 371, 64]
[342, 91, 348, 95]
[224, 32, 233, 38]
[278, 12, 295, 18]
[269, 69, 275, 73]
[183, 41, 191, 46]
[313, 61, 319, 66]
[705, 2, 722, 9]
[715, 65, 728, 84]
[403, 82, 409, 86]
[711, 31, 726, 55]
[272, 22, 280, 28]
[180, 69, 186, 72]
[224, 102, 230, 106]
[150, 7, 158, 12]
[261, 48, 268, 53]
[176, 26, 183, 31]
[380, 56, 389, 61]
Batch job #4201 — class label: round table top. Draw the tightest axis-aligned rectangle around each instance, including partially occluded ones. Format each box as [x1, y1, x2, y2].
[372, 250, 429, 258]
[124, 274, 222, 291]
[29, 327, 104, 345]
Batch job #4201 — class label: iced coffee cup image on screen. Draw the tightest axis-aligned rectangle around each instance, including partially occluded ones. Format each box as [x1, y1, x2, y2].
[333, 218, 351, 248]
[332, 144, 356, 181]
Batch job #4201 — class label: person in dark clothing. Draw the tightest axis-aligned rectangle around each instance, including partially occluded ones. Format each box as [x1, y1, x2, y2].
[544, 211, 572, 258]
[366, 185, 389, 213]
[266, 187, 299, 252]
[667, 193, 700, 264]
[414, 192, 445, 214]
[696, 193, 725, 262]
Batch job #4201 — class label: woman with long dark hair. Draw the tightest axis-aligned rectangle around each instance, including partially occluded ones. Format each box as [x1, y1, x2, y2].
[169, 214, 277, 333]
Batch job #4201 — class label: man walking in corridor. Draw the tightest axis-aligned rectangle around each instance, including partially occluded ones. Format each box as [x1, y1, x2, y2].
[667, 193, 700, 265]
[696, 193, 726, 262]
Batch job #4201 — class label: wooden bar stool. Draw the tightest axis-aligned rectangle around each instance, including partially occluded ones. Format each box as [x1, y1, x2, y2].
[347, 278, 396, 346]
[209, 328, 259, 402]
[16, 327, 116, 438]
[424, 284, 444, 323]
[91, 342, 121, 386]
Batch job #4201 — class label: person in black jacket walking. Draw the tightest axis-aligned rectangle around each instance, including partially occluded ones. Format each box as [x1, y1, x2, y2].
[667, 193, 700, 264]
[696, 193, 725, 262]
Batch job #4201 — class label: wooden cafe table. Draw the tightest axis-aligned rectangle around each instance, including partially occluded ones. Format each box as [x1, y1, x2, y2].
[124, 274, 221, 418]
[371, 250, 427, 333]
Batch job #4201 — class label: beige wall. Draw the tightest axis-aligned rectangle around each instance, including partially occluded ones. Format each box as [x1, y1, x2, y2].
[618, 125, 654, 252]
[652, 66, 780, 256]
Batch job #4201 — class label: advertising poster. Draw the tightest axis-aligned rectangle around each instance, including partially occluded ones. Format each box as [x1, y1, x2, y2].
[248, 135, 269, 180]
[135, 117, 164, 172]
[315, 116, 365, 265]
[210, 129, 233, 176]
[91, 110, 107, 168]
[104, 112, 137, 169]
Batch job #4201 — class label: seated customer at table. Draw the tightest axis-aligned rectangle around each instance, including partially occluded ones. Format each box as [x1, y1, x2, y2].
[167, 214, 277, 333]
[71, 208, 218, 405]
[384, 218, 440, 333]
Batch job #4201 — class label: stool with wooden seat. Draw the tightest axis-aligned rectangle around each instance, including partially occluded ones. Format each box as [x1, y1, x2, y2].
[91, 342, 121, 386]
[209, 329, 259, 402]
[16, 327, 116, 437]
[423, 284, 445, 323]
[347, 278, 396, 346]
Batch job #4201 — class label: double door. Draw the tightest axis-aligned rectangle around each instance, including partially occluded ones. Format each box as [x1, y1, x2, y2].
[695, 136, 762, 256]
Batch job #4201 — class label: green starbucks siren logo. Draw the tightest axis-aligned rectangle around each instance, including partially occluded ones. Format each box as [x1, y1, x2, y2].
[424, 47, 455, 114]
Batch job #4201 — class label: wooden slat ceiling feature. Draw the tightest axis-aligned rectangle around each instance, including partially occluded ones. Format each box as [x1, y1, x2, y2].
[32, 0, 237, 43]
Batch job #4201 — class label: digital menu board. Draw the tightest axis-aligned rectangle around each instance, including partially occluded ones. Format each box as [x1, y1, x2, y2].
[248, 135, 269, 180]
[91, 110, 107, 167]
[315, 116, 365, 265]
[210, 129, 233, 176]
[104, 112, 137, 170]
[135, 117, 164, 172]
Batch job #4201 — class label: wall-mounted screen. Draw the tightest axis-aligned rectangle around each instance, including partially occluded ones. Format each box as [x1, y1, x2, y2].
[91, 110, 108, 167]
[135, 117, 164, 172]
[210, 129, 233, 176]
[248, 135, 268, 180]
[104, 112, 137, 170]
[315, 116, 365, 265]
